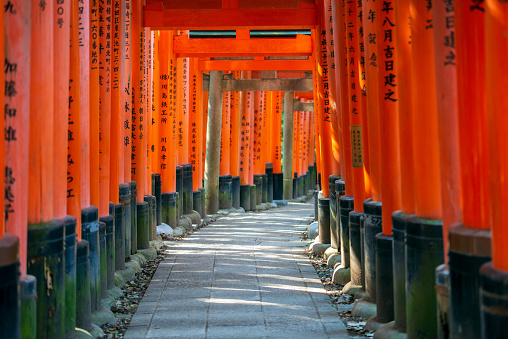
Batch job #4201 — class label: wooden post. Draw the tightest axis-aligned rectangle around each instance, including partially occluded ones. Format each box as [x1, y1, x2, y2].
[239, 72, 252, 186]
[151, 32, 160, 175]
[5, 0, 30, 276]
[90, 0, 100, 208]
[204, 71, 224, 214]
[29, 0, 54, 226]
[123, 0, 132, 186]
[346, 0, 366, 213]
[283, 92, 294, 200]
[220, 91, 231, 175]
[132, 0, 145, 202]
[230, 72, 241, 179]
[272, 91, 283, 174]
[433, 0, 461, 263]
[177, 55, 190, 166]
[486, 0, 508, 273]
[362, 0, 382, 203]
[336, 1, 353, 197]
[79, 0, 90, 210]
[54, 0, 70, 220]
[378, 0, 401, 235]
[190, 57, 203, 190]
[68, 0, 82, 239]
[99, 0, 112, 217]
[110, 0, 123, 206]
[253, 91, 264, 175]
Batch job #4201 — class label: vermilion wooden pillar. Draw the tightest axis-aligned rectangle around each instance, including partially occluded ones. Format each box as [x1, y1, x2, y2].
[220, 91, 231, 175]
[29, 0, 54, 226]
[346, 0, 366, 213]
[483, 2, 508, 336]
[253, 91, 264, 175]
[335, 1, 353, 197]
[90, 0, 100, 208]
[323, 0, 341, 177]
[54, 0, 70, 221]
[79, 0, 91, 210]
[314, 7, 334, 198]
[132, 0, 145, 202]
[69, 1, 82, 239]
[272, 91, 282, 174]
[455, 3, 489, 231]
[230, 72, 241, 179]
[159, 30, 172, 193]
[152, 32, 160, 175]
[123, 0, 132, 186]
[145, 28, 152, 193]
[190, 58, 203, 190]
[377, 1, 401, 235]
[99, 0, 112, 217]
[239, 71, 252, 186]
[202, 89, 209, 181]
[410, 1, 442, 220]
[177, 55, 190, 166]
[5, 0, 30, 276]
[110, 0, 122, 206]
[432, 0, 461, 265]
[362, 0, 382, 203]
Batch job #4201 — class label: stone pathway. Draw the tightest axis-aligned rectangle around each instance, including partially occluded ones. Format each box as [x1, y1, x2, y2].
[124, 201, 350, 339]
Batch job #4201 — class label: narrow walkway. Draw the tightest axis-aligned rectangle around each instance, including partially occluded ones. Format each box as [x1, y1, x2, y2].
[125, 202, 349, 339]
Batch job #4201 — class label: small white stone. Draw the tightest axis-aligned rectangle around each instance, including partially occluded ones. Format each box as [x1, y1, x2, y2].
[157, 223, 174, 236]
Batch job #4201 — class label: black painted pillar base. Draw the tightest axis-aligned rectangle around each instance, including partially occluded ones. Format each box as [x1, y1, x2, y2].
[349, 212, 363, 286]
[392, 211, 409, 333]
[318, 198, 331, 244]
[64, 216, 78, 334]
[193, 190, 202, 219]
[99, 221, 107, 299]
[308, 165, 315, 191]
[182, 164, 194, 215]
[363, 199, 382, 303]
[250, 185, 257, 211]
[176, 166, 183, 218]
[265, 163, 273, 203]
[254, 175, 263, 205]
[449, 223, 491, 339]
[76, 240, 92, 332]
[120, 183, 131, 259]
[27, 219, 65, 339]
[113, 203, 125, 270]
[273, 173, 283, 200]
[130, 181, 138, 254]
[100, 215, 115, 291]
[0, 234, 20, 338]
[20, 275, 37, 339]
[219, 175, 233, 209]
[314, 190, 319, 221]
[405, 215, 444, 339]
[339, 196, 354, 268]
[81, 206, 100, 312]
[153, 173, 162, 226]
[479, 262, 508, 339]
[436, 264, 450, 339]
[240, 184, 251, 211]
[143, 195, 156, 241]
[161, 192, 178, 228]
[137, 202, 150, 250]
[329, 175, 340, 250]
[262, 174, 268, 203]
[374, 233, 394, 324]
[231, 176, 241, 208]
[199, 188, 207, 219]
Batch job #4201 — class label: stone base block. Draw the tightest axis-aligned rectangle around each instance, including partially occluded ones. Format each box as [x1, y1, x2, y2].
[352, 297, 377, 319]
[333, 265, 351, 285]
[342, 281, 362, 296]
[327, 253, 341, 268]
[373, 321, 407, 339]
[324, 247, 339, 260]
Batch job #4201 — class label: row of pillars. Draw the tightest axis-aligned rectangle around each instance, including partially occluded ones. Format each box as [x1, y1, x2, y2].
[311, 0, 508, 339]
[0, 0, 318, 338]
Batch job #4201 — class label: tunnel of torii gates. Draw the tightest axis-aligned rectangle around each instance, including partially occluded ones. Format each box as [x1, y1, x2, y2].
[1, 0, 508, 338]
